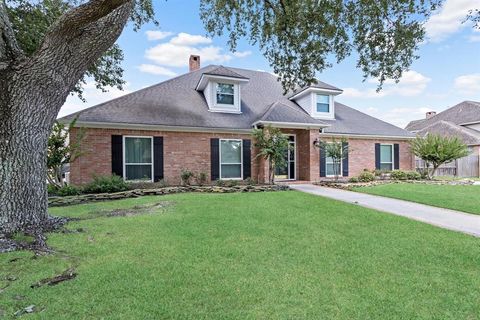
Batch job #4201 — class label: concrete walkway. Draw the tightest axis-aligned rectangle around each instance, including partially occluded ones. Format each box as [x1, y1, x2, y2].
[290, 184, 480, 237]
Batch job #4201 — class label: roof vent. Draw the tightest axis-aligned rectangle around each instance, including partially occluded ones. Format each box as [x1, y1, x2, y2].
[189, 55, 200, 72]
[426, 111, 436, 119]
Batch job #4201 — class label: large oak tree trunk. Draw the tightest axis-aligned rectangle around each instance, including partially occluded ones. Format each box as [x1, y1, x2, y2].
[0, 1, 134, 239]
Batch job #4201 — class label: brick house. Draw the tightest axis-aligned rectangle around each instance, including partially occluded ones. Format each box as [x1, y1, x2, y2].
[61, 55, 414, 185]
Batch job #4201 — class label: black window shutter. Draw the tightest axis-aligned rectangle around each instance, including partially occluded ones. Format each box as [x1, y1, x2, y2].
[319, 144, 326, 177]
[211, 139, 220, 181]
[375, 143, 381, 170]
[153, 137, 164, 182]
[342, 142, 349, 177]
[111, 135, 123, 178]
[394, 144, 400, 170]
[242, 139, 251, 179]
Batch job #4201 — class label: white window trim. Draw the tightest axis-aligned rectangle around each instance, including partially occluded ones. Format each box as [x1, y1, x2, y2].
[123, 135, 154, 182]
[325, 142, 342, 177]
[311, 93, 335, 119]
[219, 138, 243, 180]
[211, 82, 241, 113]
[380, 143, 394, 171]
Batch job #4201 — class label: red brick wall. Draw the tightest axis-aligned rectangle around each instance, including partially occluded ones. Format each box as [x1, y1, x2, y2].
[70, 127, 414, 185]
[70, 128, 259, 185]
[318, 137, 414, 178]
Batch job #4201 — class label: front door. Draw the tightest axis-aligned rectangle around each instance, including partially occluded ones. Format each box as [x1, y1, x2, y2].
[275, 135, 296, 180]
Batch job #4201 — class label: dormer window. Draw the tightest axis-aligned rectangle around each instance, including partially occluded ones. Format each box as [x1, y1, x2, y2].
[316, 94, 330, 113]
[216, 83, 235, 105]
[195, 66, 249, 114]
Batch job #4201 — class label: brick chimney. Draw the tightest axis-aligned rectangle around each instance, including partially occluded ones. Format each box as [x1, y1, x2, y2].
[189, 55, 200, 72]
[426, 111, 437, 119]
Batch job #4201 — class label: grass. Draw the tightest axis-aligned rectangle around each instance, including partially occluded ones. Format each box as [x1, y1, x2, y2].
[355, 183, 480, 215]
[1, 191, 480, 319]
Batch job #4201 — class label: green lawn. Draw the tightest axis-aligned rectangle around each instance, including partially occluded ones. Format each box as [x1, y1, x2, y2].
[355, 183, 480, 215]
[1, 191, 480, 319]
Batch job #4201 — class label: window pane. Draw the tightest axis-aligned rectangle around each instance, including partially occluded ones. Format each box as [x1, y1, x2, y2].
[216, 93, 234, 105]
[221, 140, 241, 163]
[126, 165, 152, 181]
[125, 137, 151, 164]
[326, 163, 341, 176]
[217, 83, 234, 94]
[316, 94, 330, 113]
[221, 164, 241, 178]
[216, 83, 235, 105]
[380, 145, 392, 162]
[380, 163, 392, 171]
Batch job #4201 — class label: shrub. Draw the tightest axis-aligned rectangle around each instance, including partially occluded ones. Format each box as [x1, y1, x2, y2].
[215, 179, 226, 187]
[128, 179, 168, 190]
[348, 177, 359, 183]
[357, 171, 375, 182]
[57, 185, 82, 196]
[390, 170, 408, 180]
[195, 171, 208, 186]
[47, 184, 59, 196]
[83, 175, 129, 194]
[406, 171, 421, 180]
[244, 177, 256, 185]
[180, 169, 194, 186]
[227, 180, 239, 187]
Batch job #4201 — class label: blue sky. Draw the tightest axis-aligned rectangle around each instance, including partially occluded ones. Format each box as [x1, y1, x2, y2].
[60, 0, 480, 128]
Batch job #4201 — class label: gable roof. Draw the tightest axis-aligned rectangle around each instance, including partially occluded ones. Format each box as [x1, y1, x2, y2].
[416, 120, 480, 145]
[405, 101, 480, 131]
[61, 65, 412, 138]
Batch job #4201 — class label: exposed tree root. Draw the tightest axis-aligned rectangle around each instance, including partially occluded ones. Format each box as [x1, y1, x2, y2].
[31, 267, 77, 288]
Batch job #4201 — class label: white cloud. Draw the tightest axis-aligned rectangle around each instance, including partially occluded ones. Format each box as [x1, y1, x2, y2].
[169, 32, 212, 46]
[138, 64, 177, 77]
[360, 106, 434, 128]
[145, 30, 174, 41]
[58, 82, 132, 118]
[424, 0, 479, 42]
[233, 50, 252, 58]
[454, 73, 480, 94]
[343, 71, 431, 98]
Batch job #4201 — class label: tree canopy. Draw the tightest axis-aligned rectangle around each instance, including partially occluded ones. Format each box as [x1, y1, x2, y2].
[200, 0, 444, 90]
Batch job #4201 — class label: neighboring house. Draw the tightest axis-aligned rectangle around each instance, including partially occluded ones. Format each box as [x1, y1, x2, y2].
[405, 101, 480, 177]
[61, 55, 414, 185]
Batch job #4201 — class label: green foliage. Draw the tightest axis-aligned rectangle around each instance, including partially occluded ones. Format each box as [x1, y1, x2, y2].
[411, 134, 470, 179]
[406, 171, 422, 180]
[200, 0, 442, 91]
[390, 170, 408, 180]
[252, 125, 290, 184]
[318, 138, 349, 181]
[348, 177, 359, 183]
[227, 180, 239, 187]
[357, 171, 375, 182]
[215, 179, 226, 187]
[5, 0, 157, 99]
[47, 183, 59, 196]
[195, 171, 209, 186]
[128, 180, 169, 190]
[180, 169, 194, 186]
[47, 119, 85, 188]
[83, 175, 130, 194]
[57, 184, 81, 196]
[244, 177, 256, 186]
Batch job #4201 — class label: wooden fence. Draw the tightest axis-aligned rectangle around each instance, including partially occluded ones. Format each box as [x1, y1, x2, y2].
[415, 155, 479, 177]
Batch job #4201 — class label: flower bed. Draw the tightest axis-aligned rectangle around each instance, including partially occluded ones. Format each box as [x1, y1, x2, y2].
[48, 185, 290, 207]
[315, 179, 476, 190]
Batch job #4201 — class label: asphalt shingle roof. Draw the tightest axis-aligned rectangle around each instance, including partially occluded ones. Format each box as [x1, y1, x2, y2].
[405, 101, 480, 131]
[61, 65, 412, 137]
[416, 120, 480, 145]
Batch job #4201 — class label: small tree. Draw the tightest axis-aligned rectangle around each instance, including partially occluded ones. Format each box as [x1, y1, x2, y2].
[317, 138, 349, 181]
[411, 134, 470, 179]
[252, 126, 290, 184]
[47, 120, 85, 188]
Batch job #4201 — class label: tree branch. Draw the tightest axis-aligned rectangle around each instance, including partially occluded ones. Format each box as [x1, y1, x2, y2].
[0, 1, 23, 64]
